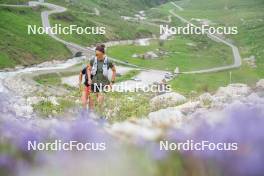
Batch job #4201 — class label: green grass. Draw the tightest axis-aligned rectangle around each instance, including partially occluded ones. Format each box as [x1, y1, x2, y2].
[174, 0, 264, 61]
[34, 73, 62, 86]
[170, 65, 263, 96]
[0, 0, 28, 4]
[34, 68, 140, 86]
[0, 6, 71, 69]
[166, 0, 264, 95]
[33, 71, 81, 86]
[100, 91, 152, 122]
[33, 69, 154, 121]
[112, 0, 263, 96]
[0, 0, 167, 69]
[108, 37, 233, 72]
[116, 70, 141, 82]
[0, 52, 16, 68]
[33, 98, 75, 117]
[47, 0, 165, 46]
[49, 12, 158, 46]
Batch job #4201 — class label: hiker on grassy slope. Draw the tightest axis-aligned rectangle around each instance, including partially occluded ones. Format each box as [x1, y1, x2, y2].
[87, 44, 116, 115]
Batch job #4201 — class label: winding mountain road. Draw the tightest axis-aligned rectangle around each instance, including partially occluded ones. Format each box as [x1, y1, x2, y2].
[169, 10, 242, 74]
[34, 1, 140, 68]
[0, 1, 242, 74]
[0, 1, 140, 68]
[0, 0, 244, 127]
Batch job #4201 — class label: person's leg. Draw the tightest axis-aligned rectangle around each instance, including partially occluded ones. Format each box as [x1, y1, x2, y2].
[89, 85, 96, 110]
[89, 94, 95, 110]
[81, 86, 89, 109]
[97, 92, 104, 113]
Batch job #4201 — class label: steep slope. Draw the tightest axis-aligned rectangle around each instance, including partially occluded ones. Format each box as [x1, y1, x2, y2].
[0, 6, 71, 69]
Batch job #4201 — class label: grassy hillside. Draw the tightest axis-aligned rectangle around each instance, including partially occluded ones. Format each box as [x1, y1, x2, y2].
[47, 0, 168, 46]
[108, 37, 233, 72]
[106, 0, 263, 95]
[107, 2, 234, 72]
[0, 0, 28, 4]
[169, 0, 264, 95]
[175, 0, 264, 61]
[0, 6, 71, 69]
[0, 0, 170, 69]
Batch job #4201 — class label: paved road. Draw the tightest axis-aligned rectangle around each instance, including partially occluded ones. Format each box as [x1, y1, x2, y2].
[169, 10, 242, 74]
[29, 1, 94, 53]
[32, 1, 140, 68]
[1, 1, 140, 68]
[1, 1, 242, 74]
[170, 1, 184, 11]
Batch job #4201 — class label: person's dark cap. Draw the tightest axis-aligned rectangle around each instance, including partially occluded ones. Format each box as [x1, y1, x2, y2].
[95, 44, 105, 53]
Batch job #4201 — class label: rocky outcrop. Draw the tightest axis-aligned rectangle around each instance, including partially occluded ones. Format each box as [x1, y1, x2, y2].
[150, 92, 186, 110]
[243, 55, 256, 68]
[109, 121, 162, 141]
[199, 92, 213, 107]
[108, 82, 263, 141]
[256, 79, 264, 90]
[148, 107, 184, 128]
[143, 51, 158, 59]
[215, 83, 251, 99]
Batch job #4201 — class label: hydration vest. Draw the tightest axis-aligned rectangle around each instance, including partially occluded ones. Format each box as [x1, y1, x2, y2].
[91, 56, 109, 77]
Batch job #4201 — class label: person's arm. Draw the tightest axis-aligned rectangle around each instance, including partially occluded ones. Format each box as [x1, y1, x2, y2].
[87, 64, 92, 85]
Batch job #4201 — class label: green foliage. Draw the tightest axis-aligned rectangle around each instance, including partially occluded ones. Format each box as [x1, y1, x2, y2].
[34, 73, 61, 86]
[170, 65, 262, 96]
[108, 37, 233, 71]
[101, 92, 152, 122]
[116, 70, 140, 82]
[33, 98, 75, 117]
[0, 7, 71, 69]
[0, 0, 28, 4]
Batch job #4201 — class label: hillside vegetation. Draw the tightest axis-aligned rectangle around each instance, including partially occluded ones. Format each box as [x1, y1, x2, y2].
[169, 0, 264, 94]
[0, 0, 170, 69]
[48, 0, 169, 45]
[0, 6, 71, 69]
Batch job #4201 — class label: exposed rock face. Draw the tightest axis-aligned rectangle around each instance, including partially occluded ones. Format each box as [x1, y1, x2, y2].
[199, 92, 213, 107]
[256, 79, 264, 90]
[245, 93, 264, 105]
[132, 51, 159, 59]
[3, 75, 38, 96]
[27, 96, 45, 105]
[150, 92, 186, 110]
[243, 55, 256, 68]
[215, 84, 252, 99]
[132, 54, 139, 58]
[109, 121, 162, 141]
[0, 94, 34, 118]
[143, 51, 158, 59]
[175, 101, 200, 115]
[148, 107, 184, 128]
[108, 82, 264, 141]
